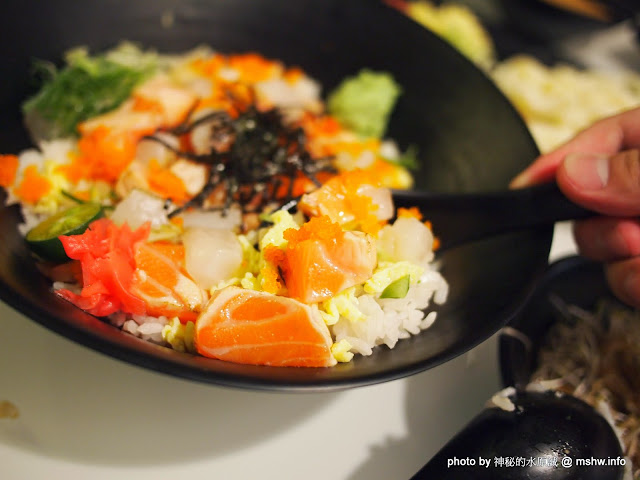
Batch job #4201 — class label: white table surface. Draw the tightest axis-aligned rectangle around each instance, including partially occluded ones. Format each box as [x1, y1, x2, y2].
[0, 223, 577, 480]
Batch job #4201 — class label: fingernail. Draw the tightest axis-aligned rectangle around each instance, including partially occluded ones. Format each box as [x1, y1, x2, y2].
[509, 171, 530, 189]
[564, 152, 609, 190]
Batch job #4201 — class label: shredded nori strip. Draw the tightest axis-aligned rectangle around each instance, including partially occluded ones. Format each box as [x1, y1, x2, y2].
[145, 100, 335, 216]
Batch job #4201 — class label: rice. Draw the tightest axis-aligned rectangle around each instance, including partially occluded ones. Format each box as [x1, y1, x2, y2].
[120, 315, 169, 344]
[331, 269, 448, 356]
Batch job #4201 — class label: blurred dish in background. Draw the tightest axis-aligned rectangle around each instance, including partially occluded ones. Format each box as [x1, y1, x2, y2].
[539, 0, 614, 21]
[491, 56, 640, 152]
[388, 0, 497, 70]
[396, 0, 640, 152]
[539, 0, 637, 22]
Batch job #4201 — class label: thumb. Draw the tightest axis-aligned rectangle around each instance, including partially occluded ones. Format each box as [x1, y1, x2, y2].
[557, 149, 640, 217]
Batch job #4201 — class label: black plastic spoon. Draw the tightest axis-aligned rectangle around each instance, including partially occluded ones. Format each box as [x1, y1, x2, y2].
[411, 389, 625, 480]
[392, 182, 594, 250]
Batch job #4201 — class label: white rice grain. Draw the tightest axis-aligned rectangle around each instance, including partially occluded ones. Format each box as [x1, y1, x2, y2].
[331, 269, 448, 356]
[122, 316, 169, 344]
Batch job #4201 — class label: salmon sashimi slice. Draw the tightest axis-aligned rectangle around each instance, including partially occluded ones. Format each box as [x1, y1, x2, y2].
[282, 217, 377, 304]
[130, 242, 205, 322]
[195, 286, 337, 367]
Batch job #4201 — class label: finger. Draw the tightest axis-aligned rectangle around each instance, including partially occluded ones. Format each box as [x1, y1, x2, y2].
[605, 257, 640, 309]
[557, 149, 640, 216]
[510, 106, 640, 188]
[573, 217, 640, 262]
[509, 149, 565, 188]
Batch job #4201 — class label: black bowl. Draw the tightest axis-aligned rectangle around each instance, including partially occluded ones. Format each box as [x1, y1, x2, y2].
[499, 256, 611, 389]
[0, 0, 551, 391]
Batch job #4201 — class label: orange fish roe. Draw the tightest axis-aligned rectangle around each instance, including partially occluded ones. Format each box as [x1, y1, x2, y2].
[283, 67, 304, 85]
[298, 114, 343, 156]
[272, 170, 335, 199]
[299, 112, 343, 138]
[326, 138, 381, 159]
[338, 168, 381, 190]
[397, 206, 423, 220]
[147, 159, 190, 204]
[284, 215, 343, 249]
[13, 165, 52, 204]
[0, 154, 19, 188]
[62, 126, 137, 183]
[261, 245, 288, 294]
[190, 54, 226, 78]
[228, 53, 278, 83]
[366, 158, 409, 189]
[263, 245, 288, 270]
[260, 263, 283, 295]
[432, 237, 441, 251]
[299, 170, 385, 236]
[306, 133, 408, 189]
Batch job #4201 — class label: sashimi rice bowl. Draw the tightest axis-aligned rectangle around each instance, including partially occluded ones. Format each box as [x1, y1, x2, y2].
[0, 43, 448, 368]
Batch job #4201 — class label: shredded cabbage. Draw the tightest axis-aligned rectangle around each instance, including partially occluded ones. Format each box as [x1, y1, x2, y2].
[320, 287, 365, 325]
[331, 339, 355, 363]
[162, 318, 196, 353]
[259, 210, 300, 250]
[238, 234, 261, 274]
[364, 261, 424, 295]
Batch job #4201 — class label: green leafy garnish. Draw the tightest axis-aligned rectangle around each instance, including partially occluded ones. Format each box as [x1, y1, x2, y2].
[327, 69, 402, 138]
[398, 144, 420, 170]
[383, 144, 420, 171]
[380, 275, 411, 299]
[60, 189, 86, 204]
[22, 43, 158, 140]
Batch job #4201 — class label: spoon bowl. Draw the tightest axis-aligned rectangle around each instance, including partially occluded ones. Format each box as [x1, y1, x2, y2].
[411, 390, 624, 480]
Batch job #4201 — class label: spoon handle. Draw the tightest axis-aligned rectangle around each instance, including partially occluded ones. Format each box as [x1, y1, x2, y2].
[392, 182, 594, 250]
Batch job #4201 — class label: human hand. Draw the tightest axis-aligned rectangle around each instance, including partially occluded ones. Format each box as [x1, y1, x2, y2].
[511, 107, 640, 308]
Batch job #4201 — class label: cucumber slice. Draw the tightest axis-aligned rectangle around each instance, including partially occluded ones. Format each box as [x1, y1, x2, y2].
[380, 274, 410, 299]
[25, 202, 104, 262]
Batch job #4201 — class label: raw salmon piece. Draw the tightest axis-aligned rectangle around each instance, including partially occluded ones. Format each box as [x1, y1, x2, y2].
[130, 242, 205, 322]
[195, 286, 337, 367]
[79, 76, 197, 135]
[284, 228, 377, 304]
[298, 170, 393, 236]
